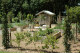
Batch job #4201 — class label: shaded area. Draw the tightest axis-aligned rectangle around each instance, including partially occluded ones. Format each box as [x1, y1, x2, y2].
[11, 46, 59, 53]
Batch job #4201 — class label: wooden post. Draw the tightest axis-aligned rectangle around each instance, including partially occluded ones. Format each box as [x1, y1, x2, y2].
[49, 16, 52, 28]
[76, 22, 77, 40]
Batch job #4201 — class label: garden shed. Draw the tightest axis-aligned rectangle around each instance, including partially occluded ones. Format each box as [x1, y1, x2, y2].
[36, 10, 55, 28]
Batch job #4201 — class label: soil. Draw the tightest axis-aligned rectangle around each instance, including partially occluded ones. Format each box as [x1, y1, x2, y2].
[0, 24, 80, 53]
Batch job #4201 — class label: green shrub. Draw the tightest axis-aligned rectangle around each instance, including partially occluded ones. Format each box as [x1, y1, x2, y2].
[24, 31, 31, 37]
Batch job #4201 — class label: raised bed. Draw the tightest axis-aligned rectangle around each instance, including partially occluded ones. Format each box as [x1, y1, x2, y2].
[53, 32, 61, 39]
[22, 25, 28, 29]
[10, 28, 17, 31]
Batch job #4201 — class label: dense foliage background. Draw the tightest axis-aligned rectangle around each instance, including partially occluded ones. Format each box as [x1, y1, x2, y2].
[0, 0, 79, 23]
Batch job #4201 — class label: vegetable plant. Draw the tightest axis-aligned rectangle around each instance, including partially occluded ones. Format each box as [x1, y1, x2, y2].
[14, 32, 25, 48]
[42, 34, 58, 50]
[45, 28, 54, 34]
[37, 28, 46, 36]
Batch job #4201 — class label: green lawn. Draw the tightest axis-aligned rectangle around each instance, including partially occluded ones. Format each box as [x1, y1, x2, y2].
[0, 51, 21, 53]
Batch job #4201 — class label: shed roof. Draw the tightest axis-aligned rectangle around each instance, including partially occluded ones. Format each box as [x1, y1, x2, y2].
[36, 10, 55, 16]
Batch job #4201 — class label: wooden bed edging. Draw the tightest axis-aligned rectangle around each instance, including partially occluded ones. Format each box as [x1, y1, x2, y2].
[53, 32, 61, 39]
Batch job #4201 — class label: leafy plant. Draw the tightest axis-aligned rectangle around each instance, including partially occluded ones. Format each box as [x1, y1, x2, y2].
[17, 11, 22, 22]
[24, 31, 31, 37]
[12, 17, 18, 23]
[25, 31, 42, 49]
[33, 32, 42, 42]
[14, 32, 25, 48]
[15, 21, 28, 27]
[7, 11, 14, 23]
[42, 34, 58, 49]
[37, 28, 46, 36]
[22, 32, 32, 46]
[22, 1, 28, 10]
[45, 28, 54, 34]
[8, 23, 13, 28]
[27, 14, 34, 23]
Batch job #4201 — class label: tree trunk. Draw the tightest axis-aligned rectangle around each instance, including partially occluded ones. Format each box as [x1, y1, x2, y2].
[49, 16, 51, 28]
[58, 11, 61, 24]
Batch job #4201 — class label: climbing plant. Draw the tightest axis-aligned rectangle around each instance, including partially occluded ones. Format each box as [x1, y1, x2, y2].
[2, 14, 10, 49]
[64, 6, 80, 53]
[64, 17, 72, 53]
[1, 1, 10, 48]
